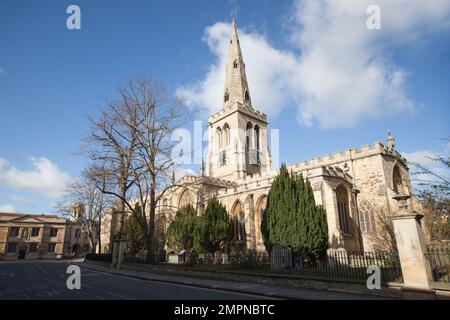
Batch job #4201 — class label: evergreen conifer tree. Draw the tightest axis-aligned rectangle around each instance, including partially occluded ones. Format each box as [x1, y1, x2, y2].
[261, 164, 328, 258]
[166, 204, 198, 253]
[194, 197, 233, 258]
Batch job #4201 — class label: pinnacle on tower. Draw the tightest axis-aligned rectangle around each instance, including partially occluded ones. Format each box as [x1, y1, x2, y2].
[387, 130, 395, 151]
[222, 16, 252, 109]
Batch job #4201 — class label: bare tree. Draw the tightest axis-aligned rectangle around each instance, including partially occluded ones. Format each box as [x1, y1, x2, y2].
[120, 77, 186, 264]
[83, 90, 139, 242]
[88, 76, 188, 264]
[409, 147, 450, 244]
[370, 210, 398, 259]
[58, 166, 112, 253]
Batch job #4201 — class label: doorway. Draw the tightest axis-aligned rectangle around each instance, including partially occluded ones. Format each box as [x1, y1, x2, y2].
[72, 244, 82, 258]
[18, 247, 27, 259]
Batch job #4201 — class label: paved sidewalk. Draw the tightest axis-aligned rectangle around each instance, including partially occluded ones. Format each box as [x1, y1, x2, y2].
[75, 261, 391, 300]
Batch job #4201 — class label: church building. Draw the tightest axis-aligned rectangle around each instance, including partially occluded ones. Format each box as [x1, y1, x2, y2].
[156, 17, 413, 254]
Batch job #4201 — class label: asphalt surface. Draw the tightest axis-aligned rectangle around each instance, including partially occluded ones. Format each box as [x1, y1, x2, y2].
[0, 261, 273, 300]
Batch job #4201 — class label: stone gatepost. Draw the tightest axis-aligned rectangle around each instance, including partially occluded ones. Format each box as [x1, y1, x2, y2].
[391, 193, 434, 298]
[111, 239, 127, 269]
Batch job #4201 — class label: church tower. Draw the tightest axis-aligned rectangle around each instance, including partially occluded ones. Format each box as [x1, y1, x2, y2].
[207, 17, 272, 180]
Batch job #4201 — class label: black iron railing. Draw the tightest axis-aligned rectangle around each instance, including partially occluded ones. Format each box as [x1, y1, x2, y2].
[426, 246, 450, 283]
[185, 250, 403, 284]
[85, 253, 112, 263]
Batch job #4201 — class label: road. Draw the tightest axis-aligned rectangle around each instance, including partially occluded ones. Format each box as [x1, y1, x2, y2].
[0, 261, 272, 300]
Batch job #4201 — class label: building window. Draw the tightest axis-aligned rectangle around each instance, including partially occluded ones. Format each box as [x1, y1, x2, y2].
[255, 195, 267, 243]
[393, 165, 404, 194]
[359, 200, 375, 233]
[245, 122, 253, 165]
[9, 227, 19, 237]
[244, 89, 250, 102]
[8, 243, 17, 253]
[216, 127, 223, 150]
[21, 227, 29, 239]
[48, 243, 56, 253]
[29, 243, 38, 253]
[223, 123, 230, 147]
[254, 125, 260, 164]
[31, 227, 40, 237]
[75, 229, 81, 239]
[232, 216, 239, 240]
[232, 201, 246, 242]
[245, 122, 253, 148]
[224, 90, 230, 102]
[233, 59, 238, 68]
[336, 185, 350, 234]
[49, 228, 58, 237]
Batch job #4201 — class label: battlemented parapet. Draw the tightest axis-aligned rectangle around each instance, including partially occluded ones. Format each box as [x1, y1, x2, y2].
[286, 141, 407, 174]
[208, 102, 267, 125]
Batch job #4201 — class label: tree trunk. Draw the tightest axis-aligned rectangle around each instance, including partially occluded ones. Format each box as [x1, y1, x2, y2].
[145, 175, 157, 264]
[145, 238, 154, 264]
[88, 237, 95, 254]
[97, 224, 102, 254]
[117, 181, 127, 239]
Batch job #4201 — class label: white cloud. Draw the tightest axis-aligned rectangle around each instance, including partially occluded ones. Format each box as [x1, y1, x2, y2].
[7, 194, 36, 208]
[0, 204, 15, 212]
[175, 167, 197, 181]
[0, 157, 73, 199]
[176, 22, 299, 117]
[177, 0, 450, 128]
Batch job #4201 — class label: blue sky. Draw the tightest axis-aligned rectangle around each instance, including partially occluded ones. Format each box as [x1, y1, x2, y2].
[0, 0, 449, 214]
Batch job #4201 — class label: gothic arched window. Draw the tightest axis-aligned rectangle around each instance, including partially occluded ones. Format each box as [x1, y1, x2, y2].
[244, 89, 250, 102]
[223, 123, 230, 147]
[178, 189, 195, 210]
[255, 195, 267, 242]
[336, 185, 350, 234]
[216, 127, 223, 150]
[254, 125, 260, 164]
[232, 201, 246, 242]
[245, 122, 253, 149]
[233, 60, 238, 68]
[393, 165, 404, 194]
[245, 122, 253, 165]
[359, 199, 375, 233]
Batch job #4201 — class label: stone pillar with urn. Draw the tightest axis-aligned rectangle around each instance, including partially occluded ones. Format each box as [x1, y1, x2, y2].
[390, 192, 434, 298]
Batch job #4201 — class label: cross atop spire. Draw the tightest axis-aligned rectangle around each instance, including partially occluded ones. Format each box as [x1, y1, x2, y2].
[222, 16, 252, 109]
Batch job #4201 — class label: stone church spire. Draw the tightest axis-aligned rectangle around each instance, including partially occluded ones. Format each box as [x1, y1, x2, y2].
[222, 16, 252, 109]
